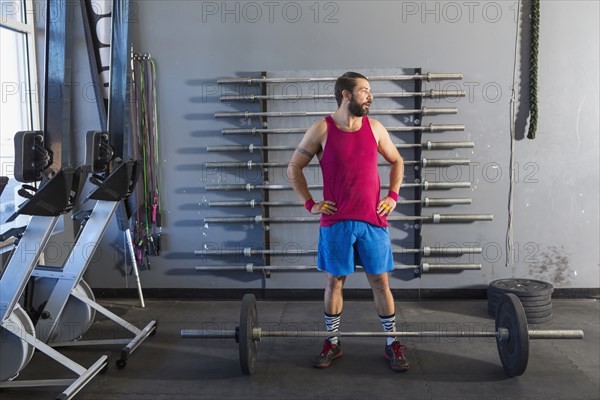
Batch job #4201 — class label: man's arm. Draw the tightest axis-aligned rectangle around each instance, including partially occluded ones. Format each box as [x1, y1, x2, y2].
[286, 121, 337, 215]
[371, 119, 404, 216]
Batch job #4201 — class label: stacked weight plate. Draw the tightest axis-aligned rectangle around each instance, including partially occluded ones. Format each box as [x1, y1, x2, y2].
[487, 279, 554, 324]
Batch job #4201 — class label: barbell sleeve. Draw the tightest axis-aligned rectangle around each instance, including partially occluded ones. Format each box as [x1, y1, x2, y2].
[431, 214, 493, 223]
[421, 263, 482, 272]
[422, 182, 471, 189]
[181, 330, 237, 339]
[424, 141, 474, 150]
[528, 330, 585, 339]
[421, 159, 470, 167]
[425, 198, 471, 206]
[222, 124, 465, 135]
[423, 124, 465, 133]
[216, 73, 463, 85]
[422, 247, 482, 256]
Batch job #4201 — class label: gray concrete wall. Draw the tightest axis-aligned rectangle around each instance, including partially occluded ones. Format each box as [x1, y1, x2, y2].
[83, 0, 599, 290]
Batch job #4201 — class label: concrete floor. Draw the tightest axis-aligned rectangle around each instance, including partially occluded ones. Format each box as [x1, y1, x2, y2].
[3, 298, 599, 400]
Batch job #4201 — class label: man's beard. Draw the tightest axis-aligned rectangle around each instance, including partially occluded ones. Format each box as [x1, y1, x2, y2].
[348, 95, 370, 117]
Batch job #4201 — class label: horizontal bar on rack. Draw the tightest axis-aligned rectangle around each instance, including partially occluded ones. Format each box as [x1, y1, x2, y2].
[204, 181, 471, 191]
[206, 142, 473, 153]
[207, 198, 472, 208]
[217, 73, 463, 85]
[195, 263, 481, 273]
[202, 214, 493, 224]
[222, 124, 465, 135]
[215, 108, 457, 119]
[194, 246, 481, 256]
[220, 90, 466, 102]
[204, 158, 470, 169]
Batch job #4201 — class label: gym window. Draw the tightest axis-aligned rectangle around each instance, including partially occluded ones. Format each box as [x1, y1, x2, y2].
[0, 0, 40, 234]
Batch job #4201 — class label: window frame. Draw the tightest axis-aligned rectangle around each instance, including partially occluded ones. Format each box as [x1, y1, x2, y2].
[1, 0, 40, 130]
[1, 0, 40, 237]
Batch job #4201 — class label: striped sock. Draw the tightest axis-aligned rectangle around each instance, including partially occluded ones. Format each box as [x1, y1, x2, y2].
[324, 312, 341, 345]
[379, 314, 397, 346]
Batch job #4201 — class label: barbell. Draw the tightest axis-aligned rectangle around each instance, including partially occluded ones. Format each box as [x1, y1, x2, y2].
[222, 124, 465, 135]
[204, 181, 471, 192]
[214, 108, 457, 119]
[195, 263, 482, 278]
[194, 246, 482, 257]
[181, 293, 584, 377]
[220, 90, 465, 102]
[202, 214, 493, 224]
[216, 73, 463, 84]
[206, 141, 473, 152]
[207, 198, 472, 208]
[204, 158, 471, 169]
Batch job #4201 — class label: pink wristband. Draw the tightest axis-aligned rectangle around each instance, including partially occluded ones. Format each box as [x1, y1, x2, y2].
[387, 191, 398, 202]
[305, 199, 316, 212]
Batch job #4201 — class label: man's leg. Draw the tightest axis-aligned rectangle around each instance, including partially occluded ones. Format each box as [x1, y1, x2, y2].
[366, 272, 409, 372]
[366, 272, 394, 317]
[314, 274, 346, 368]
[324, 273, 345, 343]
[325, 273, 346, 314]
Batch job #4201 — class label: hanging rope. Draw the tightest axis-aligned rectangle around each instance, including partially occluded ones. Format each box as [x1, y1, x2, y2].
[527, 0, 540, 139]
[130, 52, 161, 269]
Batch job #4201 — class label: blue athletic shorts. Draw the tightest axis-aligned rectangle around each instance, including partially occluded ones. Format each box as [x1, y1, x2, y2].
[317, 220, 395, 276]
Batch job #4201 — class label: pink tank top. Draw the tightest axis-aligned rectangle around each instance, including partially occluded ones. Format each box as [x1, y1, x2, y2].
[319, 116, 387, 228]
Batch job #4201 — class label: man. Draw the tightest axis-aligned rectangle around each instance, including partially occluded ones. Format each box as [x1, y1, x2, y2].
[287, 72, 408, 372]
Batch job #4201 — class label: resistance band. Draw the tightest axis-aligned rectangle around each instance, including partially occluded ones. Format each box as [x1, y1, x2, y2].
[130, 53, 161, 270]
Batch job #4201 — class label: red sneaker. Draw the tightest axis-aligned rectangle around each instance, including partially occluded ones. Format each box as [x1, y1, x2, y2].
[313, 340, 343, 368]
[385, 341, 409, 372]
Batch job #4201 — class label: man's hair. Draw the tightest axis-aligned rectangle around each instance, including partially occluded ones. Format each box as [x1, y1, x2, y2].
[334, 72, 368, 107]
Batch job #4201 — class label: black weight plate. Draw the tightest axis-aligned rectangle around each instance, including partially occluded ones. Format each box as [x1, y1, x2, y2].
[524, 309, 553, 318]
[487, 289, 551, 303]
[489, 279, 554, 297]
[488, 299, 552, 315]
[522, 303, 553, 313]
[491, 305, 552, 319]
[526, 313, 553, 324]
[239, 294, 258, 375]
[488, 292, 552, 304]
[495, 293, 529, 377]
[519, 299, 553, 307]
[488, 304, 552, 321]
